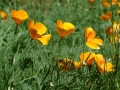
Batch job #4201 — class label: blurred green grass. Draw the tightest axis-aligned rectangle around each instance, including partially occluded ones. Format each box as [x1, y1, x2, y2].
[0, 0, 120, 90]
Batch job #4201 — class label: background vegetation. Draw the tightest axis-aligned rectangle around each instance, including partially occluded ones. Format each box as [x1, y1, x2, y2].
[0, 0, 120, 90]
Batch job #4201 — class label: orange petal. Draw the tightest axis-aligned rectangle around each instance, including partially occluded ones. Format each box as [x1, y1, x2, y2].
[28, 19, 34, 30]
[17, 10, 28, 20]
[74, 61, 82, 69]
[97, 62, 114, 73]
[105, 26, 113, 35]
[86, 42, 100, 49]
[36, 34, 51, 45]
[90, 38, 103, 45]
[34, 22, 47, 35]
[29, 29, 40, 39]
[85, 27, 96, 42]
[95, 54, 105, 67]
[80, 52, 95, 66]
[103, 1, 110, 7]
[56, 27, 75, 37]
[57, 20, 63, 27]
[100, 12, 112, 20]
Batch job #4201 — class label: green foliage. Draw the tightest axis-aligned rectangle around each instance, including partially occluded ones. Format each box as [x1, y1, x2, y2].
[0, 0, 120, 90]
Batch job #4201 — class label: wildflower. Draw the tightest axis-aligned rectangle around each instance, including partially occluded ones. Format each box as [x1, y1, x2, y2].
[110, 34, 119, 43]
[58, 58, 74, 72]
[118, 10, 120, 14]
[100, 12, 112, 20]
[112, 0, 119, 5]
[103, 1, 110, 7]
[106, 21, 120, 35]
[0, 10, 7, 21]
[74, 61, 82, 69]
[88, 0, 95, 3]
[11, 10, 28, 24]
[80, 52, 95, 66]
[95, 54, 114, 73]
[56, 20, 76, 37]
[105, 21, 120, 43]
[85, 27, 103, 49]
[28, 19, 51, 45]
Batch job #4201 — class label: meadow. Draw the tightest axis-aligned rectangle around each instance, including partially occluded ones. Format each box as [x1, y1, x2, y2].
[0, 0, 120, 90]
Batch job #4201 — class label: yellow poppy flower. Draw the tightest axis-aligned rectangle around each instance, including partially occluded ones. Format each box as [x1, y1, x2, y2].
[0, 10, 8, 21]
[56, 20, 76, 37]
[11, 10, 28, 24]
[80, 52, 95, 66]
[118, 10, 120, 14]
[112, 0, 119, 5]
[28, 19, 51, 45]
[74, 61, 82, 69]
[100, 12, 112, 20]
[88, 0, 95, 3]
[95, 54, 114, 73]
[110, 34, 119, 43]
[85, 27, 103, 49]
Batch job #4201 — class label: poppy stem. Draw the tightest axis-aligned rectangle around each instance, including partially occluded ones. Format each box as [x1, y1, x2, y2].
[14, 24, 18, 35]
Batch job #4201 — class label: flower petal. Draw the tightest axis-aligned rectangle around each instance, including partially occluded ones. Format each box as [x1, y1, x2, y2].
[86, 42, 100, 49]
[85, 27, 96, 42]
[105, 26, 113, 35]
[90, 38, 103, 45]
[57, 20, 63, 27]
[56, 20, 76, 37]
[80, 52, 95, 66]
[100, 12, 112, 20]
[56, 27, 75, 37]
[0, 10, 7, 21]
[28, 19, 34, 30]
[17, 10, 28, 19]
[36, 34, 51, 45]
[74, 61, 82, 69]
[34, 22, 47, 35]
[62, 22, 75, 31]
[95, 54, 105, 67]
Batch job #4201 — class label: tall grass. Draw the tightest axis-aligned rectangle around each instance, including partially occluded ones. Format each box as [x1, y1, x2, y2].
[0, 0, 120, 90]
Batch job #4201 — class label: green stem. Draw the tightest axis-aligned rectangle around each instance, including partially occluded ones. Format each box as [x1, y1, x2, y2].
[15, 75, 37, 85]
[14, 24, 18, 35]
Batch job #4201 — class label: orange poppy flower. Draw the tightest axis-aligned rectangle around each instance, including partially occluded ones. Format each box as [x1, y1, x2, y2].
[58, 58, 74, 72]
[85, 27, 103, 49]
[105, 21, 120, 35]
[95, 54, 114, 73]
[103, 1, 110, 7]
[100, 12, 112, 20]
[88, 0, 95, 3]
[80, 52, 96, 66]
[56, 20, 76, 37]
[11, 10, 28, 24]
[0, 10, 8, 21]
[28, 19, 51, 45]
